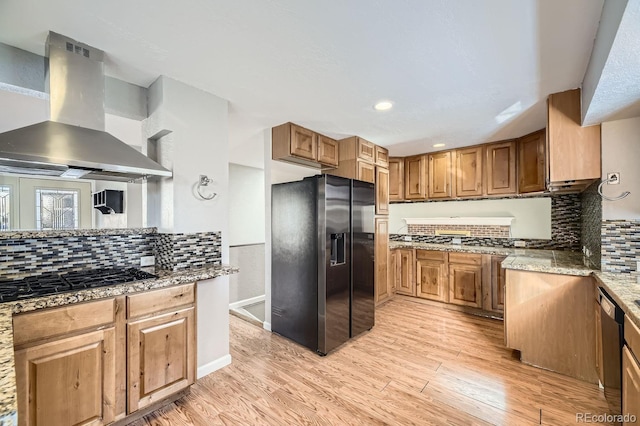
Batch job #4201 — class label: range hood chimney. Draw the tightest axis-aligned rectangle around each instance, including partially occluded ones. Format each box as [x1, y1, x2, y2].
[0, 32, 172, 182]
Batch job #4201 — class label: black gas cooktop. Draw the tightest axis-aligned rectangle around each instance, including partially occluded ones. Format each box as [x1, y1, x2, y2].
[0, 268, 157, 302]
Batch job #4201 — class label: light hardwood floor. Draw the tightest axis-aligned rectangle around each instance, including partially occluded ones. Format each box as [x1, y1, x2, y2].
[130, 296, 613, 425]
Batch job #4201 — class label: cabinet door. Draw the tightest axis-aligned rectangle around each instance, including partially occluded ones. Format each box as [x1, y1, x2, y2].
[455, 147, 483, 197]
[289, 124, 317, 160]
[317, 135, 339, 167]
[518, 130, 546, 193]
[404, 155, 427, 200]
[375, 146, 389, 168]
[448, 263, 482, 308]
[357, 160, 375, 184]
[374, 218, 389, 304]
[376, 167, 389, 215]
[128, 307, 196, 413]
[486, 141, 516, 195]
[595, 296, 603, 385]
[388, 158, 404, 201]
[623, 346, 640, 424]
[416, 259, 447, 302]
[547, 89, 601, 183]
[428, 151, 453, 199]
[15, 328, 116, 426]
[357, 138, 376, 162]
[396, 250, 415, 296]
[490, 255, 506, 312]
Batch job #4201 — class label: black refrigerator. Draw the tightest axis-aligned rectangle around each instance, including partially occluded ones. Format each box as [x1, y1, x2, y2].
[271, 174, 375, 355]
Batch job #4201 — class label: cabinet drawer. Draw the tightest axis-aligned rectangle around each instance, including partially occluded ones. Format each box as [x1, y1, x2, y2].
[13, 298, 115, 347]
[416, 250, 446, 262]
[448, 252, 482, 265]
[625, 316, 640, 358]
[127, 283, 195, 318]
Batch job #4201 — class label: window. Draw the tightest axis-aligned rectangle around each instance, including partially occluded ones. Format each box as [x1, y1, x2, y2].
[0, 185, 10, 230]
[35, 189, 79, 230]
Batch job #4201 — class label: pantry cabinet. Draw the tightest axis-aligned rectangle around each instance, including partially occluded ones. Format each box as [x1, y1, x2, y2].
[375, 218, 390, 304]
[376, 167, 389, 215]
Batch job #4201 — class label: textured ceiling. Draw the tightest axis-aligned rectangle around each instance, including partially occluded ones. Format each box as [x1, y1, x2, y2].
[0, 0, 604, 164]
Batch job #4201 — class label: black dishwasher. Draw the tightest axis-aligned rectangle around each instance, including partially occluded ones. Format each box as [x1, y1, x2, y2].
[598, 287, 624, 415]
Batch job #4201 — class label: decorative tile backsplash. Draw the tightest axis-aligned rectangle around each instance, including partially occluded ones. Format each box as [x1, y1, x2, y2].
[155, 232, 222, 271]
[394, 193, 582, 250]
[0, 233, 155, 280]
[581, 182, 602, 268]
[406, 224, 510, 238]
[601, 220, 640, 274]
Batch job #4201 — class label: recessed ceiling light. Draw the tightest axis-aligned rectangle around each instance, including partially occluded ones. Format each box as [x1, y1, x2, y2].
[374, 101, 394, 111]
[433, 143, 445, 148]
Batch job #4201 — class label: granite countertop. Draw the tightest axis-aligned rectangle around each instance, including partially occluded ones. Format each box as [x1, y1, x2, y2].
[595, 272, 640, 330]
[389, 241, 514, 256]
[0, 263, 238, 424]
[501, 250, 597, 276]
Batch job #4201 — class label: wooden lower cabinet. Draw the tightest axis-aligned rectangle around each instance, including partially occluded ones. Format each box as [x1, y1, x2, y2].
[396, 249, 415, 296]
[623, 347, 640, 423]
[449, 263, 482, 308]
[14, 327, 116, 426]
[128, 307, 196, 412]
[415, 250, 447, 302]
[489, 255, 506, 312]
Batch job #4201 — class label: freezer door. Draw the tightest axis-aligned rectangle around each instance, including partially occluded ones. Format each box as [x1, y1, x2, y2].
[351, 179, 375, 337]
[318, 175, 351, 354]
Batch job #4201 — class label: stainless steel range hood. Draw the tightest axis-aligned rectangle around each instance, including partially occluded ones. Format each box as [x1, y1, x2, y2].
[0, 32, 171, 182]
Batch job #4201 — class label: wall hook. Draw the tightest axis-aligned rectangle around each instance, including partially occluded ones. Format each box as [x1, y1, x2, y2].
[597, 176, 630, 202]
[196, 174, 217, 200]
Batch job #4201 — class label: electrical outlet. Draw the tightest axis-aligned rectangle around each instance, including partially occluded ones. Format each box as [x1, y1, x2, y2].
[607, 172, 620, 185]
[140, 255, 155, 267]
[452, 237, 462, 245]
[514, 240, 526, 248]
[403, 235, 412, 242]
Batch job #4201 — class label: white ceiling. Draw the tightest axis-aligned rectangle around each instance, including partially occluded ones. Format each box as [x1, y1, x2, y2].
[0, 0, 604, 165]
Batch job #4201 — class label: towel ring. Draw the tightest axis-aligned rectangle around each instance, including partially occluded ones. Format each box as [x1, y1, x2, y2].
[597, 176, 630, 202]
[196, 175, 217, 200]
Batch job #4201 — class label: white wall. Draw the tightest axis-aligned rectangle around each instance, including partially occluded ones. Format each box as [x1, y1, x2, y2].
[229, 163, 265, 246]
[389, 197, 552, 239]
[601, 116, 640, 220]
[145, 76, 231, 377]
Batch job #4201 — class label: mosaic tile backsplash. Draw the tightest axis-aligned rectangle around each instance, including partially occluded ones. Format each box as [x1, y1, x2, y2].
[155, 232, 222, 271]
[393, 193, 583, 250]
[601, 220, 640, 274]
[1, 233, 155, 280]
[406, 224, 510, 238]
[581, 182, 602, 268]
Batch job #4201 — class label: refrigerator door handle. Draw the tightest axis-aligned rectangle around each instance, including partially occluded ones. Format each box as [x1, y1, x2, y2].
[330, 233, 346, 266]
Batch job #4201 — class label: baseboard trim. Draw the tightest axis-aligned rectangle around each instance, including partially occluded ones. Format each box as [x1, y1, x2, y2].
[229, 294, 265, 310]
[197, 354, 232, 379]
[263, 321, 272, 332]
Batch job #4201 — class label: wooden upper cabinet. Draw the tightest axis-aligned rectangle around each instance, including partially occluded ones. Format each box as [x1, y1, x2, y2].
[357, 138, 376, 163]
[485, 140, 517, 195]
[317, 135, 339, 167]
[404, 155, 427, 200]
[455, 146, 483, 197]
[547, 88, 601, 184]
[388, 157, 404, 201]
[289, 124, 316, 160]
[517, 129, 546, 193]
[428, 151, 453, 199]
[376, 166, 389, 215]
[375, 145, 389, 168]
[357, 160, 375, 184]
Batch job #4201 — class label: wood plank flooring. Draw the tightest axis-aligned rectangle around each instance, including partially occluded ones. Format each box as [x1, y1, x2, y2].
[130, 297, 613, 425]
